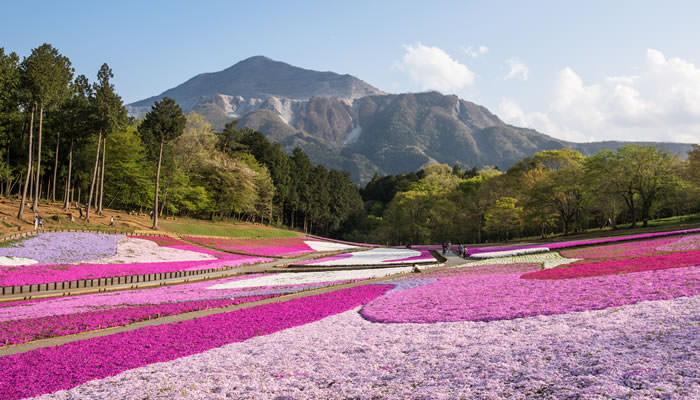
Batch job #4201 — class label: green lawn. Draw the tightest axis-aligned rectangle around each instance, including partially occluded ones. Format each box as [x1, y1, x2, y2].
[159, 220, 298, 238]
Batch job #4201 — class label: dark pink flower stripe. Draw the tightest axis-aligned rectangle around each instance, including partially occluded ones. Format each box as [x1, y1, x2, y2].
[0, 284, 392, 400]
[521, 250, 700, 280]
[0, 295, 277, 346]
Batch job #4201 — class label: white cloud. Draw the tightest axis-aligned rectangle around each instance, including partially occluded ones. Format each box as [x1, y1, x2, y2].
[399, 43, 475, 92]
[504, 59, 529, 80]
[500, 49, 700, 143]
[498, 98, 589, 142]
[463, 45, 489, 58]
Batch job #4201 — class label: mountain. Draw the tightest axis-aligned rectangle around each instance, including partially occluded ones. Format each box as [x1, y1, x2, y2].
[128, 57, 694, 184]
[127, 56, 384, 118]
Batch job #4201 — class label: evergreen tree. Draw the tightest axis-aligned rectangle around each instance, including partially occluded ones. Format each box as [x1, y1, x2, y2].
[138, 97, 186, 229]
[18, 44, 73, 216]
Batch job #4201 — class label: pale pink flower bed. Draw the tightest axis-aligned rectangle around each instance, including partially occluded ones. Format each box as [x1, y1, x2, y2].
[30, 296, 699, 399]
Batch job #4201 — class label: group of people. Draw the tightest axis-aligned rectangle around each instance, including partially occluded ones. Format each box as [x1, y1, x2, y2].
[441, 242, 469, 258]
[32, 214, 44, 230]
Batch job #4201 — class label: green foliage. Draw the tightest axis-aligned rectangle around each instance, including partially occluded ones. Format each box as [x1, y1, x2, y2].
[484, 197, 523, 241]
[139, 97, 186, 147]
[103, 125, 152, 209]
[92, 63, 127, 135]
[21, 43, 74, 108]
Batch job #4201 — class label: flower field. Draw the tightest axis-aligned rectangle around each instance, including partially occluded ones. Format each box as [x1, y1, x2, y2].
[182, 236, 357, 257]
[0, 231, 697, 399]
[297, 248, 436, 266]
[0, 233, 272, 287]
[465, 227, 700, 256]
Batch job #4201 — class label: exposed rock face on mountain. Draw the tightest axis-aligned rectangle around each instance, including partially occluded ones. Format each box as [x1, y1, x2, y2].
[128, 56, 693, 184]
[127, 56, 383, 118]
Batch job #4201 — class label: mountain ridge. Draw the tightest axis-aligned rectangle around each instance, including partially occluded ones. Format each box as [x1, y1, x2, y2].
[127, 56, 693, 184]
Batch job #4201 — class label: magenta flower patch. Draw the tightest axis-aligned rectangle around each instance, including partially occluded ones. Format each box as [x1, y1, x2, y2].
[522, 250, 700, 280]
[0, 284, 391, 400]
[0, 296, 275, 346]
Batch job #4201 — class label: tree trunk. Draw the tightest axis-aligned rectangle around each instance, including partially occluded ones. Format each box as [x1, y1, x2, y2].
[29, 157, 34, 202]
[98, 139, 106, 215]
[32, 103, 44, 212]
[17, 104, 35, 220]
[159, 188, 167, 217]
[152, 140, 163, 230]
[63, 139, 73, 210]
[52, 131, 59, 203]
[4, 144, 10, 197]
[86, 129, 102, 222]
[93, 161, 99, 210]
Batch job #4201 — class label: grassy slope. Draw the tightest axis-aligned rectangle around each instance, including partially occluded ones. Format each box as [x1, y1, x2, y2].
[0, 198, 299, 239]
[159, 219, 297, 239]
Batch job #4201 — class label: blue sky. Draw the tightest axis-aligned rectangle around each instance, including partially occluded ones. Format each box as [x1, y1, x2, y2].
[2, 1, 700, 143]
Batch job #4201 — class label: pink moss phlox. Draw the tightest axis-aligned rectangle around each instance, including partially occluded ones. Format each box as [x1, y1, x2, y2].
[360, 266, 699, 323]
[0, 284, 392, 400]
[183, 236, 316, 257]
[382, 250, 435, 263]
[0, 254, 272, 286]
[656, 234, 700, 252]
[0, 295, 275, 346]
[466, 227, 700, 255]
[522, 250, 700, 280]
[560, 236, 679, 259]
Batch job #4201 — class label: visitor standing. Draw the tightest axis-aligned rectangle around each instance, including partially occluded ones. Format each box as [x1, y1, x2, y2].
[33, 214, 38, 230]
[109, 216, 114, 226]
[38, 216, 44, 230]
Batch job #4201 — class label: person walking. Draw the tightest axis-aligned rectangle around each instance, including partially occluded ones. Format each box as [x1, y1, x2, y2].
[38, 216, 44, 230]
[33, 214, 38, 230]
[109, 216, 115, 226]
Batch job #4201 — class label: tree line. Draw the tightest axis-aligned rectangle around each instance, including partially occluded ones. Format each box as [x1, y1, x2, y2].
[0, 44, 362, 235]
[353, 145, 700, 245]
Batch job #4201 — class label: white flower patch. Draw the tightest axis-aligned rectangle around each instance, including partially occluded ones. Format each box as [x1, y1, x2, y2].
[207, 267, 414, 289]
[463, 251, 581, 270]
[470, 247, 550, 259]
[303, 241, 357, 252]
[0, 256, 38, 266]
[86, 238, 216, 264]
[306, 248, 425, 266]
